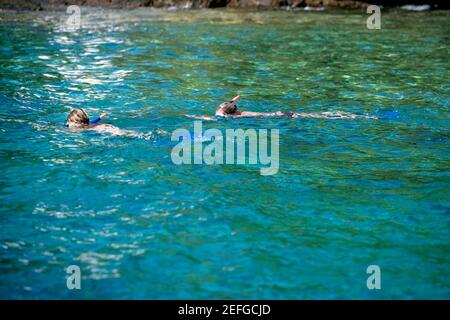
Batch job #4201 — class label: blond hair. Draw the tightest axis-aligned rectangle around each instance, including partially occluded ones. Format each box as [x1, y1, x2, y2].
[66, 108, 89, 128]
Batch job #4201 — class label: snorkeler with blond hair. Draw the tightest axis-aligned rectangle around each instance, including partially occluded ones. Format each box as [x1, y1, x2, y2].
[187, 96, 376, 120]
[66, 108, 106, 129]
[66, 108, 138, 136]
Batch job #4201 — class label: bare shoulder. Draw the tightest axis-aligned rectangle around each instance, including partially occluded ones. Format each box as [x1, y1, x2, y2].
[89, 123, 113, 130]
[89, 124, 129, 135]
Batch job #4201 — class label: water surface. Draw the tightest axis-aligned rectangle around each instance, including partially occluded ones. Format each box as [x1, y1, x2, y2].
[0, 8, 449, 299]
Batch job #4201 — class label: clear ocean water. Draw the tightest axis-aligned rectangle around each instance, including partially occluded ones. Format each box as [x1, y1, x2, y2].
[0, 8, 449, 299]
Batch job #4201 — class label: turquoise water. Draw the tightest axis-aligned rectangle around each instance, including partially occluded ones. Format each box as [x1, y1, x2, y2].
[0, 8, 449, 299]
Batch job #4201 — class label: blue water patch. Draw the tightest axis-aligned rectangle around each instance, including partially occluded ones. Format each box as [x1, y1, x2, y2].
[0, 8, 449, 299]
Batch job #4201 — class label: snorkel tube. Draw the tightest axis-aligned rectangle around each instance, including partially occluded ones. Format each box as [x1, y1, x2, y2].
[230, 95, 240, 104]
[90, 117, 102, 124]
[90, 113, 107, 125]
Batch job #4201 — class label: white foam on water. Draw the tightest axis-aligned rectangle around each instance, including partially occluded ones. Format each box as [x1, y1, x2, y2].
[400, 4, 431, 11]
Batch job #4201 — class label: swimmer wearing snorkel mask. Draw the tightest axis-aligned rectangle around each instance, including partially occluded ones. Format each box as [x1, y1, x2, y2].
[215, 96, 294, 118]
[66, 108, 107, 129]
[186, 96, 292, 120]
[187, 96, 376, 120]
[66, 108, 137, 136]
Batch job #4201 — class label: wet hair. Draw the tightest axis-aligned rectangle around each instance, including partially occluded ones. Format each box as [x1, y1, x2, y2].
[66, 108, 89, 127]
[219, 102, 238, 115]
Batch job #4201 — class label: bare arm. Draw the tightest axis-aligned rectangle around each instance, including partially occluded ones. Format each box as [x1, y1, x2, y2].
[230, 111, 286, 118]
[292, 111, 377, 119]
[185, 114, 217, 121]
